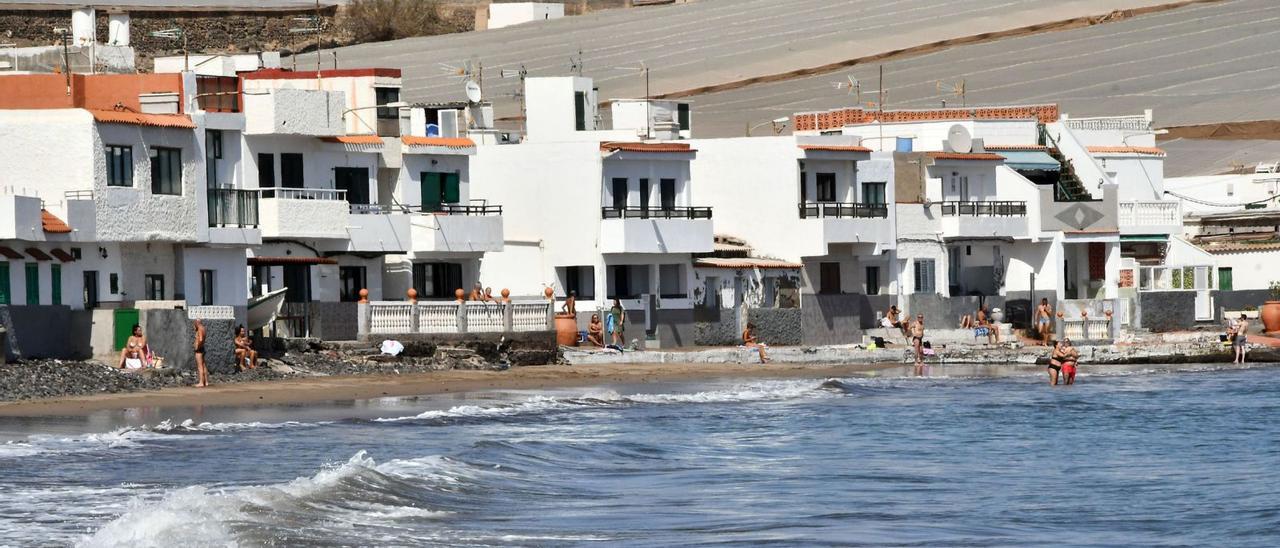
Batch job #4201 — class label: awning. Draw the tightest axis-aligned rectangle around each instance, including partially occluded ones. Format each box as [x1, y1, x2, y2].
[997, 150, 1060, 171]
[1120, 234, 1169, 242]
[24, 248, 52, 261]
[50, 249, 76, 262]
[247, 256, 338, 266]
[0, 246, 23, 259]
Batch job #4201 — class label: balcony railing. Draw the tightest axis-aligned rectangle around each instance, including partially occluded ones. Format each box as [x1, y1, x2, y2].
[425, 204, 504, 215]
[208, 188, 259, 228]
[798, 202, 889, 219]
[260, 188, 347, 201]
[940, 201, 1027, 217]
[1119, 200, 1180, 226]
[600, 206, 713, 219]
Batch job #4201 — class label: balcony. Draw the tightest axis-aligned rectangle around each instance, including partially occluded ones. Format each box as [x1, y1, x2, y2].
[939, 200, 1030, 239]
[206, 188, 261, 245]
[409, 203, 504, 254]
[797, 201, 894, 253]
[599, 206, 714, 254]
[258, 188, 350, 239]
[1118, 200, 1181, 234]
[242, 88, 345, 136]
[348, 204, 411, 253]
[0, 195, 43, 241]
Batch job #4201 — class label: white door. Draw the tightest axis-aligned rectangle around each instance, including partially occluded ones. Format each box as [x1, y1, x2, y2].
[1193, 266, 1213, 321]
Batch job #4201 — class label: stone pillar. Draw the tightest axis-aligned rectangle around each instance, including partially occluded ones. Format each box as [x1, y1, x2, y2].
[357, 292, 370, 339]
[1103, 241, 1121, 300]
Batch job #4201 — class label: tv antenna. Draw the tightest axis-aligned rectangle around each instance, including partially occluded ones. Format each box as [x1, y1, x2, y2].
[936, 78, 966, 108]
[569, 48, 584, 76]
[832, 75, 861, 105]
[289, 0, 325, 79]
[502, 65, 529, 132]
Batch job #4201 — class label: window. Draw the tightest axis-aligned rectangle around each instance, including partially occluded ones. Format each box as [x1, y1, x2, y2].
[865, 266, 880, 295]
[375, 87, 401, 119]
[611, 178, 628, 210]
[149, 147, 182, 195]
[258, 153, 276, 188]
[336, 167, 370, 205]
[659, 264, 684, 298]
[1227, 183, 1235, 197]
[420, 172, 460, 212]
[1218, 267, 1233, 291]
[574, 91, 588, 131]
[144, 274, 165, 300]
[660, 178, 676, 210]
[639, 178, 650, 211]
[816, 173, 837, 202]
[861, 182, 886, 205]
[51, 263, 61, 305]
[608, 265, 648, 299]
[280, 153, 304, 188]
[677, 103, 690, 131]
[109, 273, 119, 295]
[25, 263, 39, 305]
[83, 270, 99, 309]
[700, 276, 720, 309]
[105, 145, 133, 187]
[799, 170, 808, 202]
[199, 269, 215, 306]
[819, 262, 841, 294]
[558, 265, 595, 300]
[339, 266, 366, 302]
[914, 259, 937, 293]
[413, 262, 463, 299]
[0, 262, 10, 304]
[205, 130, 222, 187]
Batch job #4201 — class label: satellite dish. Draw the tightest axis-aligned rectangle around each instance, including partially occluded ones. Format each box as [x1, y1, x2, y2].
[464, 80, 482, 103]
[947, 124, 972, 154]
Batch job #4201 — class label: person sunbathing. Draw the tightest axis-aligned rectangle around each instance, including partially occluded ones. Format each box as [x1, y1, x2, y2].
[587, 314, 605, 347]
[119, 324, 146, 370]
[234, 325, 258, 371]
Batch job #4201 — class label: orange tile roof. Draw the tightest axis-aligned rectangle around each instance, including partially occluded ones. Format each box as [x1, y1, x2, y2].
[41, 210, 72, 234]
[794, 104, 1059, 132]
[1087, 146, 1166, 156]
[1198, 241, 1280, 253]
[927, 151, 1006, 161]
[695, 258, 803, 269]
[321, 135, 384, 145]
[401, 136, 476, 148]
[600, 142, 696, 153]
[983, 144, 1049, 151]
[89, 110, 195, 129]
[799, 145, 872, 153]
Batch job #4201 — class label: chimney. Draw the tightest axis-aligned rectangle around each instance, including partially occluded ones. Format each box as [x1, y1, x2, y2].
[107, 12, 131, 45]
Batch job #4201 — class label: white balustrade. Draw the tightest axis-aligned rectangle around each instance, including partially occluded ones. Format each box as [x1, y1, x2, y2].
[513, 302, 553, 331]
[418, 302, 460, 334]
[1119, 201, 1180, 227]
[1061, 318, 1112, 340]
[261, 188, 347, 201]
[369, 302, 414, 334]
[186, 306, 235, 320]
[466, 302, 505, 333]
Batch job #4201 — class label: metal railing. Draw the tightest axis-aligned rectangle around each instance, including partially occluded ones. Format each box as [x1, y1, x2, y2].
[1118, 200, 1180, 227]
[939, 201, 1027, 217]
[208, 188, 260, 228]
[259, 188, 347, 201]
[600, 206, 713, 219]
[424, 204, 505, 215]
[64, 190, 94, 200]
[798, 202, 889, 219]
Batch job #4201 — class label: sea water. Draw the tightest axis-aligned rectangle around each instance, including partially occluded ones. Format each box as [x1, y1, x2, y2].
[0, 366, 1277, 547]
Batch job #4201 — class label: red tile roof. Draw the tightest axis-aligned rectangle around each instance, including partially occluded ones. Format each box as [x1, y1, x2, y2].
[41, 210, 72, 234]
[927, 152, 1006, 161]
[401, 136, 476, 148]
[321, 135, 384, 145]
[90, 110, 196, 129]
[50, 249, 76, 262]
[983, 144, 1049, 151]
[794, 104, 1059, 132]
[24, 248, 52, 261]
[798, 145, 872, 153]
[241, 68, 402, 80]
[247, 256, 338, 266]
[1198, 241, 1280, 253]
[1086, 146, 1166, 156]
[600, 142, 696, 153]
[695, 258, 803, 269]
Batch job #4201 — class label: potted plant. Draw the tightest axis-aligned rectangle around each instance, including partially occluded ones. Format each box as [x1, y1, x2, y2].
[1262, 281, 1280, 333]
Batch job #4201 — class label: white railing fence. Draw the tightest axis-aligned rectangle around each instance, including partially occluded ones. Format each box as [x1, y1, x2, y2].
[260, 188, 348, 201]
[187, 305, 235, 320]
[361, 300, 553, 336]
[1119, 201, 1180, 227]
[1061, 318, 1113, 341]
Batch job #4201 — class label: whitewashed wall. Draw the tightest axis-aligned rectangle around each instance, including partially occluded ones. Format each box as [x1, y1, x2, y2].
[181, 246, 249, 306]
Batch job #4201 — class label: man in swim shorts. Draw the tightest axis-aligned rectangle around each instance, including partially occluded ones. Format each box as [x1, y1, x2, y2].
[1059, 338, 1079, 385]
[1233, 313, 1250, 364]
[910, 314, 926, 368]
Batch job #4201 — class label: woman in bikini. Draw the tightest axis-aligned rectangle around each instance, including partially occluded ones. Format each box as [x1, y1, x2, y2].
[118, 324, 147, 370]
[193, 319, 209, 388]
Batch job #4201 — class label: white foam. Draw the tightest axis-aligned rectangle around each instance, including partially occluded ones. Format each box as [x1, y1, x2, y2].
[0, 427, 179, 460]
[150, 418, 325, 433]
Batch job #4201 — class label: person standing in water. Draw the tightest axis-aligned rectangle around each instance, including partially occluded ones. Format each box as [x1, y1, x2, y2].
[1035, 298, 1054, 346]
[1048, 339, 1067, 385]
[193, 319, 208, 388]
[910, 314, 926, 367]
[1233, 313, 1250, 364]
[1060, 339, 1080, 385]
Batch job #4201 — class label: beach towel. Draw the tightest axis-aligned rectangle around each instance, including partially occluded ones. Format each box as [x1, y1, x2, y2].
[605, 314, 617, 334]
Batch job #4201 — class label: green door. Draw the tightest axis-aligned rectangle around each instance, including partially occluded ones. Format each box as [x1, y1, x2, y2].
[0, 262, 9, 304]
[114, 308, 140, 351]
[443, 172, 460, 204]
[51, 264, 61, 305]
[25, 263, 38, 305]
[421, 172, 442, 212]
[1218, 267, 1233, 291]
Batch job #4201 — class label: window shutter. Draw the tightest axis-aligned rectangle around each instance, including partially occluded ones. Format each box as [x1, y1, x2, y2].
[51, 264, 61, 305]
[0, 262, 9, 304]
[421, 172, 442, 212]
[443, 173, 461, 203]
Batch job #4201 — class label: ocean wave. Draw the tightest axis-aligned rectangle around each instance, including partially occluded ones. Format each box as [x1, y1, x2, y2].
[80, 451, 480, 547]
[0, 426, 182, 460]
[375, 379, 846, 423]
[149, 418, 327, 433]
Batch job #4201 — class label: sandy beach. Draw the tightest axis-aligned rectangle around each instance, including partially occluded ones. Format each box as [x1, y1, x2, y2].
[0, 361, 905, 417]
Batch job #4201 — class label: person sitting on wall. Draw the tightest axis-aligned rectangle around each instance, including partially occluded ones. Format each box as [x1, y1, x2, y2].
[587, 313, 605, 347]
[482, 287, 496, 302]
[743, 322, 769, 364]
[960, 312, 975, 329]
[881, 305, 909, 339]
[562, 291, 578, 316]
[234, 325, 258, 371]
[119, 324, 147, 370]
[469, 283, 484, 301]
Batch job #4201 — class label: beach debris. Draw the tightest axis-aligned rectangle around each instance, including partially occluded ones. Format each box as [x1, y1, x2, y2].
[380, 340, 405, 357]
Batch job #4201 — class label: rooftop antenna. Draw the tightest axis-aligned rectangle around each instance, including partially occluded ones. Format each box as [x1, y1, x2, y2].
[501, 65, 529, 133]
[53, 27, 71, 95]
[615, 62, 651, 138]
[569, 47, 584, 76]
[878, 65, 885, 149]
[149, 27, 187, 72]
[289, 0, 324, 80]
[936, 78, 966, 108]
[832, 74, 861, 105]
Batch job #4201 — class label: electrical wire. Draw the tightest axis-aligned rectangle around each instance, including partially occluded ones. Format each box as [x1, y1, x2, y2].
[1163, 189, 1280, 208]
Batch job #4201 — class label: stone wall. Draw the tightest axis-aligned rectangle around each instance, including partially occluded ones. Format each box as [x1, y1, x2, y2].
[1212, 289, 1274, 321]
[1137, 291, 1197, 332]
[366, 329, 557, 366]
[651, 308, 696, 348]
[310, 302, 358, 342]
[906, 294, 1007, 330]
[693, 307, 738, 346]
[748, 308, 802, 346]
[144, 309, 235, 373]
[801, 294, 866, 345]
[0, 305, 92, 361]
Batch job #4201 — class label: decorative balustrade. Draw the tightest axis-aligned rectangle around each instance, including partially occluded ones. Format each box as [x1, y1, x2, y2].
[600, 206, 713, 219]
[939, 201, 1027, 216]
[1118, 200, 1180, 227]
[260, 188, 347, 201]
[186, 305, 235, 320]
[1061, 318, 1113, 341]
[797, 202, 889, 219]
[360, 300, 554, 336]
